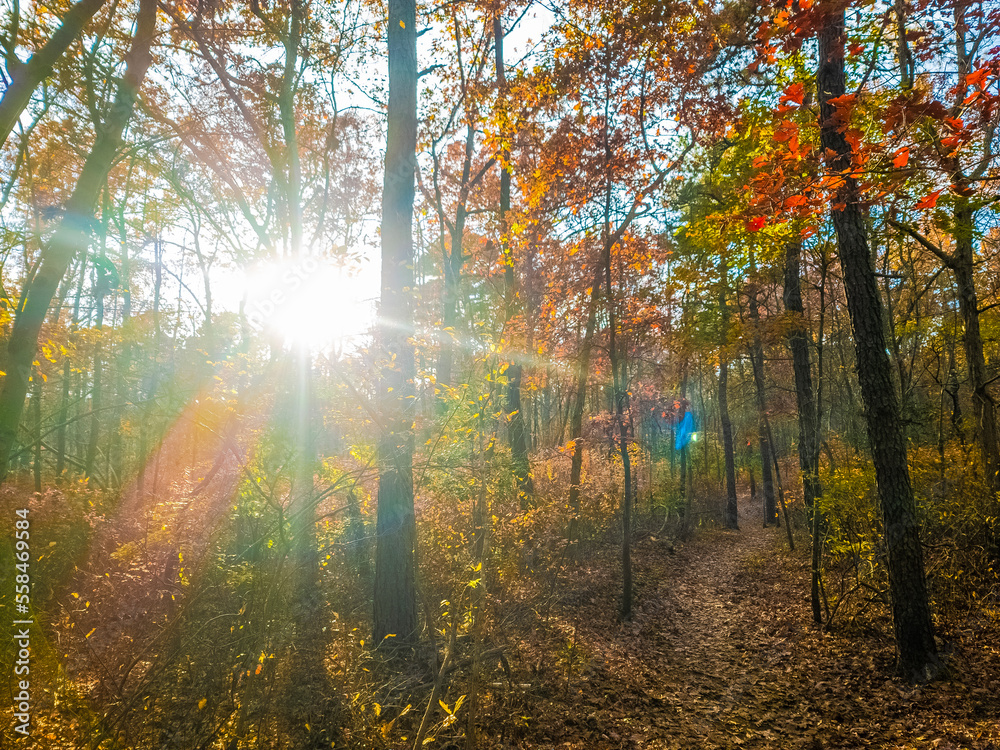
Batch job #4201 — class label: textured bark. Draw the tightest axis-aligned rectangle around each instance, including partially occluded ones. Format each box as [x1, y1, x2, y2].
[818, 8, 937, 680]
[0, 0, 108, 147]
[953, 199, 1000, 492]
[719, 261, 738, 529]
[747, 283, 777, 526]
[783, 240, 822, 621]
[373, 0, 418, 646]
[0, 0, 156, 487]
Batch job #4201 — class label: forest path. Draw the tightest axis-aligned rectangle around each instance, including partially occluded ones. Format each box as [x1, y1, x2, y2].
[514, 502, 1000, 750]
[51, 387, 272, 707]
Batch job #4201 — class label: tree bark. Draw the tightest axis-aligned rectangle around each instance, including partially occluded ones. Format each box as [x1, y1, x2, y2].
[719, 260, 738, 529]
[783, 239, 822, 621]
[495, 16, 533, 506]
[374, 0, 419, 646]
[747, 281, 777, 526]
[818, 7, 938, 680]
[953, 198, 1000, 492]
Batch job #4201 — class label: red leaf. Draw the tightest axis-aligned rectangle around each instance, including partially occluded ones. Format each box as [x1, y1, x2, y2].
[779, 82, 805, 106]
[747, 216, 766, 232]
[828, 93, 857, 109]
[772, 120, 798, 143]
[966, 67, 989, 88]
[914, 190, 942, 210]
[844, 129, 862, 153]
[892, 147, 909, 168]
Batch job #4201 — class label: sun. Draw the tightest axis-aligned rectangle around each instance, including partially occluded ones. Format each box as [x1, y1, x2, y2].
[241, 256, 375, 351]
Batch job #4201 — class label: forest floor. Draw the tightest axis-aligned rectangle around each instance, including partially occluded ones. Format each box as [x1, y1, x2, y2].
[492, 506, 1000, 750]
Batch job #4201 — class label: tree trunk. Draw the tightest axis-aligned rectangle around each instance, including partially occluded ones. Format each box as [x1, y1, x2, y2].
[31, 372, 41, 492]
[436, 135, 470, 392]
[0, 0, 108, 147]
[605, 223, 633, 620]
[953, 199, 1000, 492]
[495, 17, 533, 505]
[719, 261, 738, 529]
[747, 282, 777, 526]
[373, 0, 419, 646]
[783, 239, 823, 621]
[567, 279, 602, 549]
[818, 8, 937, 680]
[0, 0, 156, 487]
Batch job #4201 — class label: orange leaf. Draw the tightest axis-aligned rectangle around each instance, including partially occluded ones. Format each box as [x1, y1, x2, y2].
[914, 190, 942, 210]
[966, 67, 989, 88]
[784, 194, 808, 208]
[828, 93, 857, 109]
[772, 120, 798, 143]
[892, 147, 909, 168]
[779, 82, 805, 107]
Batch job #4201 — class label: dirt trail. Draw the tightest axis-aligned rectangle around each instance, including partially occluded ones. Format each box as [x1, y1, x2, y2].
[516, 504, 1000, 750]
[53, 389, 272, 702]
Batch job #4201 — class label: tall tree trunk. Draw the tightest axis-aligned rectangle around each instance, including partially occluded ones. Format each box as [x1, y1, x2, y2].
[374, 0, 418, 646]
[953, 199, 1000, 492]
[567, 278, 602, 549]
[719, 261, 738, 530]
[747, 282, 777, 526]
[818, 7, 937, 680]
[31, 371, 41, 492]
[55, 256, 84, 483]
[495, 16, 533, 506]
[436, 126, 473, 392]
[0, 0, 156, 487]
[783, 239, 822, 621]
[85, 245, 108, 481]
[605, 217, 633, 621]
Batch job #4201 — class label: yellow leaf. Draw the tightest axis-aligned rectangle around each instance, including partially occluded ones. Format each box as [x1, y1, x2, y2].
[399, 20, 405, 28]
[198, 698, 207, 710]
[85, 628, 96, 638]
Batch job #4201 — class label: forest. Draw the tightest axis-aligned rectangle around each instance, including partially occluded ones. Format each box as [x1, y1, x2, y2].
[1, 0, 999, 747]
